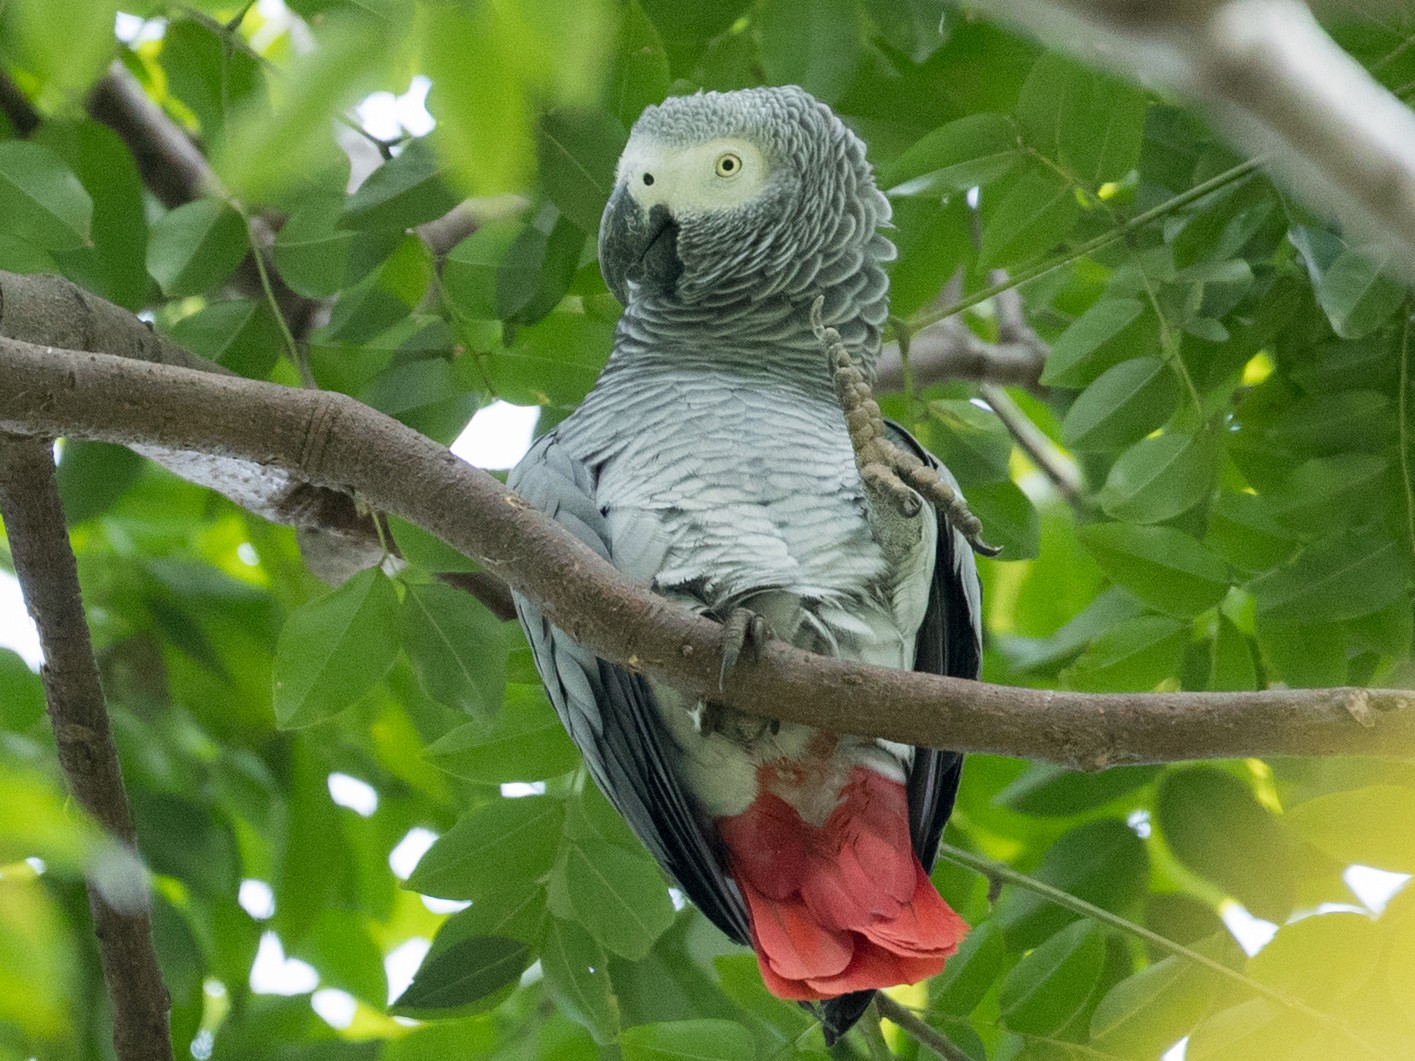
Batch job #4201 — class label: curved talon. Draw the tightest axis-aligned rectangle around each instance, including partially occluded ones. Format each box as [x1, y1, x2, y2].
[719, 607, 772, 692]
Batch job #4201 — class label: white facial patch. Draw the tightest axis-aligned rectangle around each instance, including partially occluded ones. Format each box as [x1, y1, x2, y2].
[617, 135, 769, 217]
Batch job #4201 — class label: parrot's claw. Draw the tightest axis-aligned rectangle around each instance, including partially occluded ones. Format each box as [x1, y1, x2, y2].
[811, 296, 1002, 558]
[718, 606, 772, 692]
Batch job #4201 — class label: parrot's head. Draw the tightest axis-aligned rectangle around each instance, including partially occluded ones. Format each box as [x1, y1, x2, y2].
[599, 86, 890, 306]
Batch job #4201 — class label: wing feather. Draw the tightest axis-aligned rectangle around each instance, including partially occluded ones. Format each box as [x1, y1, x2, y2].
[510, 433, 752, 945]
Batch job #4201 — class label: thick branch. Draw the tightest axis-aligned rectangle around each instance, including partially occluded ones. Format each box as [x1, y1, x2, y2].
[0, 271, 513, 615]
[1, 336, 1412, 767]
[0, 438, 173, 1061]
[970, 0, 1415, 280]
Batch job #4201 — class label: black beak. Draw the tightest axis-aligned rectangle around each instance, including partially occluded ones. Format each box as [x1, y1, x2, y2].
[598, 185, 682, 304]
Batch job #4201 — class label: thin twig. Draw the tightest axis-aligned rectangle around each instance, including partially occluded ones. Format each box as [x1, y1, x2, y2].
[979, 383, 1086, 508]
[873, 995, 970, 1061]
[0, 437, 173, 1061]
[907, 158, 1264, 333]
[935, 844, 1389, 1057]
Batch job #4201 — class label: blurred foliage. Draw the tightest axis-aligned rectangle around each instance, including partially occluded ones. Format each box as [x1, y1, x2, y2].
[1, 1, 1415, 1060]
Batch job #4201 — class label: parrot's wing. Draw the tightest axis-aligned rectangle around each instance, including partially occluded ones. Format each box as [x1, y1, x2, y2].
[888, 423, 982, 871]
[509, 432, 753, 945]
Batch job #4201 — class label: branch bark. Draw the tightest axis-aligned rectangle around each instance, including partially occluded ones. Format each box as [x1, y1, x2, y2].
[1, 330, 1412, 767]
[875, 318, 1046, 392]
[0, 438, 173, 1061]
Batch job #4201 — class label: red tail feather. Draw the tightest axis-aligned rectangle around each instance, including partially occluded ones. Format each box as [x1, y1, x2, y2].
[718, 766, 968, 1000]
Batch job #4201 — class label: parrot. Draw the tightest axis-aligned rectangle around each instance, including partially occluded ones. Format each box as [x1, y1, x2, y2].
[509, 85, 984, 1043]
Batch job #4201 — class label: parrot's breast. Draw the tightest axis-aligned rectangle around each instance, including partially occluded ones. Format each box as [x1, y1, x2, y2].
[561, 369, 907, 611]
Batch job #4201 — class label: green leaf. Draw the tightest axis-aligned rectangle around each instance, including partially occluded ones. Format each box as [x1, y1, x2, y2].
[1156, 766, 1295, 922]
[887, 195, 972, 318]
[1089, 940, 1226, 1056]
[323, 235, 433, 342]
[291, 910, 388, 1007]
[0, 650, 44, 733]
[541, 917, 619, 1043]
[0, 141, 93, 251]
[168, 299, 282, 379]
[996, 763, 1160, 817]
[490, 309, 615, 407]
[1261, 453, 1388, 530]
[619, 1019, 755, 1061]
[401, 580, 508, 715]
[8, 0, 122, 99]
[273, 195, 355, 296]
[408, 796, 565, 901]
[608, 1, 671, 127]
[1062, 357, 1180, 452]
[992, 819, 1149, 950]
[343, 137, 460, 230]
[1063, 614, 1188, 692]
[962, 479, 1040, 560]
[271, 568, 400, 728]
[442, 219, 529, 321]
[1209, 614, 1258, 692]
[1018, 53, 1148, 182]
[1313, 248, 1405, 339]
[216, 16, 384, 202]
[1205, 492, 1300, 575]
[1254, 614, 1350, 688]
[882, 113, 1021, 196]
[925, 399, 1013, 483]
[391, 935, 531, 1015]
[1265, 390, 1394, 458]
[1078, 523, 1229, 617]
[34, 119, 150, 309]
[756, 0, 861, 104]
[979, 164, 1080, 268]
[425, 684, 580, 783]
[1248, 911, 1381, 1005]
[1041, 298, 1151, 388]
[1250, 529, 1412, 624]
[998, 919, 1106, 1035]
[554, 836, 674, 960]
[387, 515, 483, 574]
[55, 440, 144, 525]
[537, 108, 628, 234]
[147, 199, 250, 298]
[1098, 432, 1215, 524]
[1286, 785, 1415, 874]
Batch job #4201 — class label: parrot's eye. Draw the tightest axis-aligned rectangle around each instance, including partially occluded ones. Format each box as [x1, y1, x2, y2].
[715, 153, 742, 178]
[642, 173, 654, 186]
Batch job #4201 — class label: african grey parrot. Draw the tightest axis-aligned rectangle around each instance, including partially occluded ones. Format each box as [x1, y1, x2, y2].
[510, 85, 984, 1042]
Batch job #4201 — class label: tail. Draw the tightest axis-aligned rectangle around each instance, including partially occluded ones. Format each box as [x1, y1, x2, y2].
[820, 991, 875, 1046]
[717, 766, 967, 1019]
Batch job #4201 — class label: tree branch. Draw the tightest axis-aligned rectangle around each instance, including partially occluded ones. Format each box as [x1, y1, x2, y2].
[875, 318, 1046, 392]
[1, 331, 1412, 767]
[969, 0, 1415, 280]
[0, 437, 173, 1061]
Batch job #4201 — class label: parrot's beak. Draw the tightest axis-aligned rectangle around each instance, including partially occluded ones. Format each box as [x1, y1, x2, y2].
[599, 184, 682, 304]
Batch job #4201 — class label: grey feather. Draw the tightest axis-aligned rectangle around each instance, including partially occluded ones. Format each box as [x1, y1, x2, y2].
[511, 85, 984, 1042]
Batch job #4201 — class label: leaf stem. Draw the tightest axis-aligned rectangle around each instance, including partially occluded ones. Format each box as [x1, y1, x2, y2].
[935, 843, 1392, 1057]
[873, 995, 970, 1061]
[907, 158, 1265, 333]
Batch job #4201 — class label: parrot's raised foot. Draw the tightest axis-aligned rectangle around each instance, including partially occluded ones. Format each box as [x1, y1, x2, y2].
[718, 606, 773, 691]
[810, 297, 1002, 558]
